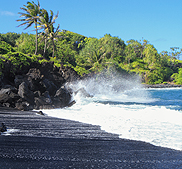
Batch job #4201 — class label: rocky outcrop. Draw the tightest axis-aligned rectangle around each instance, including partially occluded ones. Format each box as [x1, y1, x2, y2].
[0, 123, 7, 133]
[59, 64, 81, 82]
[0, 85, 20, 108]
[0, 61, 80, 111]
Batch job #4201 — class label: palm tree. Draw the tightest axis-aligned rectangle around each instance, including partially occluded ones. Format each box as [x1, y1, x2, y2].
[48, 24, 61, 57]
[17, 1, 41, 55]
[38, 9, 59, 57]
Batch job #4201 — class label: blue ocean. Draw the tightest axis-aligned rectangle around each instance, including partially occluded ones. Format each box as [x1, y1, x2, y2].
[42, 73, 182, 151]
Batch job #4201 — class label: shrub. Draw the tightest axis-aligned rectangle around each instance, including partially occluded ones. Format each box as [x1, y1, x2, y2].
[171, 68, 182, 84]
[0, 41, 15, 54]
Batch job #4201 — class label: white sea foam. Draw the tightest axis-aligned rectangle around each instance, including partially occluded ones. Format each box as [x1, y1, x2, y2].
[1, 129, 20, 136]
[42, 72, 182, 150]
[42, 95, 182, 151]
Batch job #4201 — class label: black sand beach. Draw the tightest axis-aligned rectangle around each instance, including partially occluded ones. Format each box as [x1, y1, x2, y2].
[0, 108, 182, 169]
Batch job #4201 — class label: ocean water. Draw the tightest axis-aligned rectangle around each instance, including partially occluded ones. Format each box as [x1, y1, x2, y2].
[42, 73, 182, 151]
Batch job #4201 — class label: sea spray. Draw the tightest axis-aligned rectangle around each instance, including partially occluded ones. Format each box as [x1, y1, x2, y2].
[66, 69, 151, 103]
[42, 70, 182, 151]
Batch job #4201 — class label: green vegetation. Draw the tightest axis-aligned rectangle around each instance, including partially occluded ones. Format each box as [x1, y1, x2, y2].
[171, 68, 182, 84]
[17, 0, 41, 55]
[0, 1, 182, 85]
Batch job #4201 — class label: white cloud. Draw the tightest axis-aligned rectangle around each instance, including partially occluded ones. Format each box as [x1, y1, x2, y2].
[0, 10, 16, 16]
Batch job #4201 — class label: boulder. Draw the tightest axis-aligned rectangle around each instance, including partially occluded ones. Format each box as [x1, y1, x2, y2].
[15, 100, 33, 111]
[36, 111, 45, 115]
[34, 91, 53, 109]
[39, 62, 65, 88]
[18, 82, 34, 105]
[34, 96, 55, 109]
[42, 79, 58, 96]
[53, 86, 72, 108]
[27, 68, 43, 81]
[59, 65, 80, 82]
[67, 100, 76, 107]
[0, 85, 18, 96]
[0, 86, 20, 107]
[43, 91, 52, 104]
[2, 103, 10, 107]
[0, 60, 77, 110]
[0, 88, 12, 102]
[0, 123, 7, 132]
[75, 88, 93, 98]
[27, 68, 46, 93]
[34, 91, 41, 98]
[14, 75, 29, 88]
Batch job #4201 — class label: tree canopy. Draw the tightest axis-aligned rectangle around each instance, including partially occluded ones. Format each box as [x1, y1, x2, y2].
[0, 1, 182, 85]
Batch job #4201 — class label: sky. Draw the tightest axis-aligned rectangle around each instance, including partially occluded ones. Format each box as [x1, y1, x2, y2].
[0, 0, 182, 53]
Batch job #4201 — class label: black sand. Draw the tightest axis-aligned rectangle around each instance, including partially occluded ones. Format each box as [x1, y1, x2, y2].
[0, 108, 182, 169]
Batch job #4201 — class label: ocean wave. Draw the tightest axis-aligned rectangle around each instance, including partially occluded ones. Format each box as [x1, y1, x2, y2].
[42, 102, 182, 151]
[43, 76, 182, 150]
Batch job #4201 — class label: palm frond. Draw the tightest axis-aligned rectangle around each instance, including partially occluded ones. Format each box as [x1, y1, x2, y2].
[49, 10, 53, 22]
[16, 18, 26, 22]
[17, 21, 29, 27]
[20, 7, 29, 12]
[17, 0, 42, 55]
[52, 11, 59, 24]
[24, 17, 33, 21]
[24, 21, 34, 29]
[55, 24, 60, 32]
[27, 2, 35, 10]
[18, 12, 28, 16]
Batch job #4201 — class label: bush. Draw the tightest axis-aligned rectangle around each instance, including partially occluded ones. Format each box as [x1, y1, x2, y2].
[15, 33, 49, 57]
[0, 32, 20, 47]
[171, 68, 182, 84]
[145, 69, 164, 84]
[15, 33, 36, 54]
[0, 41, 15, 54]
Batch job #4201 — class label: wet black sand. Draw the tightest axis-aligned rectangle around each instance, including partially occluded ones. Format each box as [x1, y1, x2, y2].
[0, 108, 182, 169]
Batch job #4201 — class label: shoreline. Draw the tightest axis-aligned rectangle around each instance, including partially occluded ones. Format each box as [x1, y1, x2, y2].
[143, 83, 182, 88]
[0, 108, 182, 168]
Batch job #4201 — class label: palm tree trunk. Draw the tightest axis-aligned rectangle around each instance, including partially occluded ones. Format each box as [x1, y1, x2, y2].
[43, 37, 47, 58]
[52, 39, 55, 57]
[34, 21, 38, 55]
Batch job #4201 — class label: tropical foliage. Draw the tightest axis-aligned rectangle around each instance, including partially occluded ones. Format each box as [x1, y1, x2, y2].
[17, 0, 42, 55]
[0, 1, 182, 85]
[76, 34, 125, 73]
[37, 9, 59, 57]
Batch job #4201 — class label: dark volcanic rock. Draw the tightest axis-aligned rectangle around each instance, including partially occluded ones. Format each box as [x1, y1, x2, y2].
[39, 62, 65, 88]
[42, 78, 58, 96]
[18, 82, 34, 105]
[0, 60, 78, 110]
[15, 100, 33, 111]
[34, 97, 53, 109]
[14, 75, 28, 88]
[0, 85, 20, 108]
[36, 110, 45, 115]
[75, 87, 93, 98]
[0, 122, 7, 132]
[27, 68, 46, 93]
[34, 91, 53, 109]
[60, 64, 80, 82]
[53, 86, 72, 108]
